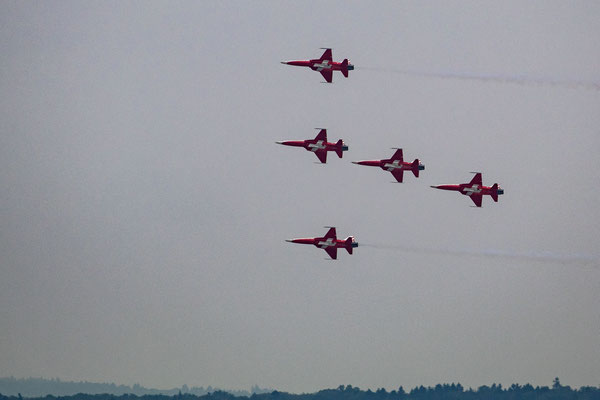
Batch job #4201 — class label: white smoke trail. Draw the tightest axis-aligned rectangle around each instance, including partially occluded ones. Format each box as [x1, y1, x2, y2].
[357, 67, 600, 91]
[360, 243, 600, 268]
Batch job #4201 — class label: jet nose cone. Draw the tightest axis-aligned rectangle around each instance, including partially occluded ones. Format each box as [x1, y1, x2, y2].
[276, 141, 284, 144]
[285, 239, 294, 243]
[281, 61, 289, 65]
[430, 185, 439, 189]
[351, 161, 359, 164]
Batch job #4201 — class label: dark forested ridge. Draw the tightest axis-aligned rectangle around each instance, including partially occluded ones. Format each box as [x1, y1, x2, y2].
[1, 379, 599, 400]
[0, 378, 270, 398]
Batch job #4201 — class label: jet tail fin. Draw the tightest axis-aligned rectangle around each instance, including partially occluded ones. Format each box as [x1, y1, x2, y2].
[344, 237, 357, 255]
[491, 183, 499, 202]
[411, 159, 420, 178]
[335, 139, 345, 158]
[341, 59, 349, 78]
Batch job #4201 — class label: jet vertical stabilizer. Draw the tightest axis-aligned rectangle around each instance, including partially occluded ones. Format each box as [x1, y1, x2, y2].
[335, 139, 347, 158]
[341, 59, 349, 78]
[411, 159, 422, 178]
[345, 236, 358, 254]
[491, 183, 499, 202]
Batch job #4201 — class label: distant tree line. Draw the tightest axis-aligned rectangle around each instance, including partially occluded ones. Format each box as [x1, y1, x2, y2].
[1, 378, 599, 400]
[0, 378, 271, 398]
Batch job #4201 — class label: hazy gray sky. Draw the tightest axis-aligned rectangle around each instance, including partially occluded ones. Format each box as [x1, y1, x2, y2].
[1, 0, 599, 394]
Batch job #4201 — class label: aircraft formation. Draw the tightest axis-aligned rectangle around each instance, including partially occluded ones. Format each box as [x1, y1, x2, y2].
[280, 49, 504, 259]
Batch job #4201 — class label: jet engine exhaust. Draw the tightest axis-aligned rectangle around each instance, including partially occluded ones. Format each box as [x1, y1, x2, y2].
[360, 243, 599, 268]
[357, 67, 600, 91]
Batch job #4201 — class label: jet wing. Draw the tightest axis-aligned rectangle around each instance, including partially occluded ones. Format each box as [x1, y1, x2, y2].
[470, 194, 483, 207]
[319, 48, 333, 62]
[390, 148, 403, 162]
[314, 129, 327, 141]
[391, 169, 404, 183]
[324, 227, 337, 240]
[324, 246, 337, 260]
[469, 173, 482, 185]
[319, 69, 333, 83]
[314, 149, 327, 163]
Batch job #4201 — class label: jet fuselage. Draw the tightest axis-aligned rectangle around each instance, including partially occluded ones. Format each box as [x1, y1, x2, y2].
[430, 173, 504, 207]
[352, 148, 424, 183]
[285, 227, 358, 259]
[276, 129, 348, 163]
[277, 139, 348, 153]
[431, 184, 504, 196]
[281, 49, 353, 83]
[281, 59, 354, 72]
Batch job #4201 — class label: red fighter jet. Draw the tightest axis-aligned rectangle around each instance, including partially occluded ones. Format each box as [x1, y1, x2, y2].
[352, 148, 425, 182]
[281, 48, 354, 83]
[286, 227, 358, 260]
[430, 172, 504, 207]
[276, 129, 348, 163]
